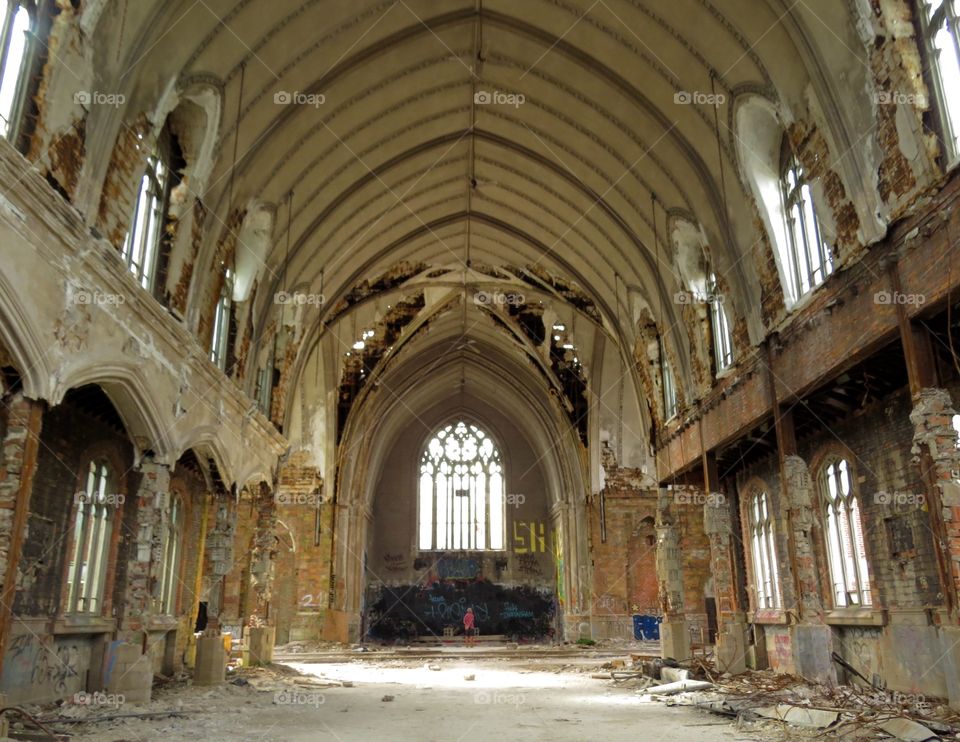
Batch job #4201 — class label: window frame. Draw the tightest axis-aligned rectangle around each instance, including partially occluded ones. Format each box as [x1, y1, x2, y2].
[662, 350, 678, 421]
[155, 491, 183, 615]
[64, 458, 119, 617]
[918, 0, 960, 167]
[417, 420, 506, 552]
[707, 272, 734, 372]
[745, 487, 781, 611]
[122, 128, 178, 298]
[817, 456, 872, 609]
[778, 137, 834, 304]
[0, 0, 39, 144]
[210, 267, 234, 370]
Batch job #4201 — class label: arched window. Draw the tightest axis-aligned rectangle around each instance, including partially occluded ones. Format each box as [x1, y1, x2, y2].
[819, 457, 871, 607]
[662, 355, 677, 420]
[156, 493, 182, 614]
[210, 267, 234, 370]
[919, 0, 960, 165]
[779, 137, 834, 302]
[418, 421, 504, 551]
[66, 459, 117, 615]
[747, 488, 780, 609]
[122, 126, 183, 299]
[0, 1, 40, 142]
[707, 272, 734, 371]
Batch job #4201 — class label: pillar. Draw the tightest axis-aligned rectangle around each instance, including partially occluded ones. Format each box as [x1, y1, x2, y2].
[656, 491, 689, 660]
[0, 393, 42, 676]
[704, 495, 748, 673]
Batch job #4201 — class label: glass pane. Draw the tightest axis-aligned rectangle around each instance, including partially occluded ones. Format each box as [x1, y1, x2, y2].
[0, 4, 29, 138]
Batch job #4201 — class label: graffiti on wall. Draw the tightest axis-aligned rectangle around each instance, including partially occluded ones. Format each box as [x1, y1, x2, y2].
[513, 521, 547, 553]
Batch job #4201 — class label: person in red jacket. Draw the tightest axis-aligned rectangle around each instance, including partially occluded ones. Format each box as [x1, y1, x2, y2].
[463, 607, 476, 647]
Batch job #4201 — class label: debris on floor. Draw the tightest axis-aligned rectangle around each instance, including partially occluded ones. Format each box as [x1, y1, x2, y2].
[589, 652, 958, 741]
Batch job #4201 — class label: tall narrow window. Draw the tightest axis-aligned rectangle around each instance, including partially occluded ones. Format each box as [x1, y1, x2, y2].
[820, 457, 871, 607]
[156, 494, 182, 614]
[419, 421, 504, 550]
[919, 0, 960, 164]
[210, 267, 233, 370]
[779, 139, 834, 303]
[708, 272, 734, 371]
[122, 130, 178, 295]
[747, 489, 780, 609]
[66, 460, 116, 615]
[0, 1, 35, 141]
[662, 353, 678, 420]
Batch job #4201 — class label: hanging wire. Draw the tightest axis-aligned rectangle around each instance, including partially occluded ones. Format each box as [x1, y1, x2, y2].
[228, 62, 246, 279]
[614, 271, 624, 465]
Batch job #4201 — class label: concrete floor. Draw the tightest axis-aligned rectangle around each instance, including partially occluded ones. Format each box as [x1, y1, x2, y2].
[61, 651, 753, 741]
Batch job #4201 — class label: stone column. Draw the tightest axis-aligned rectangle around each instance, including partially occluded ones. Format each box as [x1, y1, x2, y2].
[656, 491, 689, 660]
[704, 496, 748, 673]
[204, 496, 237, 630]
[0, 393, 42, 675]
[117, 457, 171, 636]
[248, 482, 278, 622]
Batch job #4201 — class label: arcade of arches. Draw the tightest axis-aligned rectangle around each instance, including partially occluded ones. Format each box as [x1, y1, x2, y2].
[1, 0, 960, 730]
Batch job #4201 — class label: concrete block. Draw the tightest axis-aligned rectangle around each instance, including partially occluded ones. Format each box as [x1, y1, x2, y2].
[659, 619, 690, 661]
[248, 626, 275, 666]
[715, 620, 749, 675]
[792, 624, 836, 685]
[194, 634, 227, 685]
[104, 642, 153, 704]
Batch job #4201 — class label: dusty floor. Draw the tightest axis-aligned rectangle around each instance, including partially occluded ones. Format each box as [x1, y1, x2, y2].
[17, 648, 770, 742]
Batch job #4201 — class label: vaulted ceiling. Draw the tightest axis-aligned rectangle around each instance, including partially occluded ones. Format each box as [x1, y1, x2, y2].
[80, 0, 879, 451]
